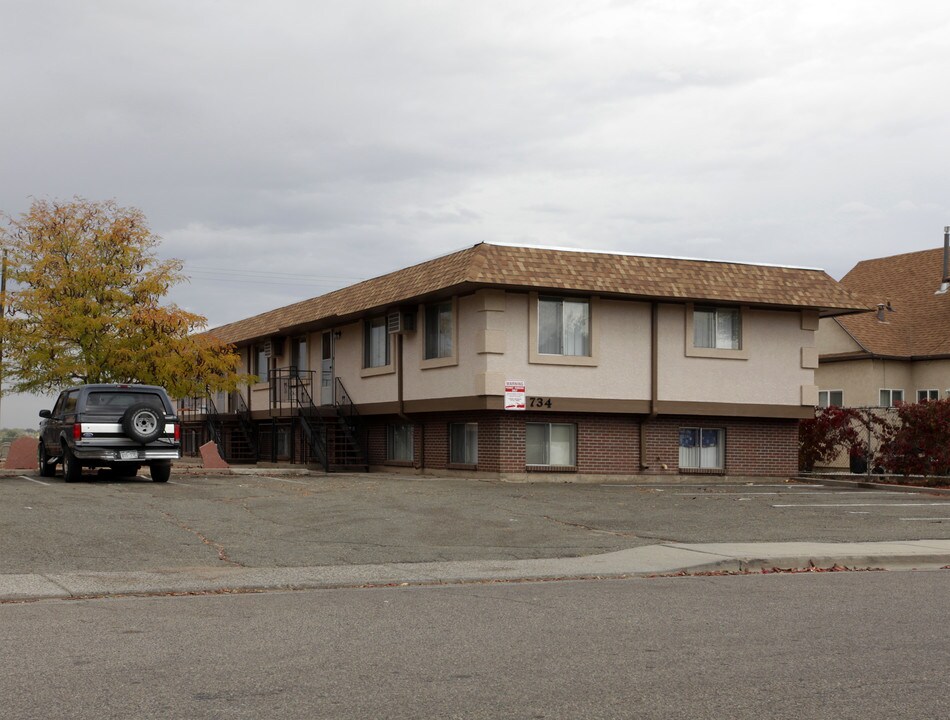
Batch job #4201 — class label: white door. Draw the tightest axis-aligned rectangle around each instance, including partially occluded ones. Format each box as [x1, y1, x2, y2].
[320, 331, 334, 406]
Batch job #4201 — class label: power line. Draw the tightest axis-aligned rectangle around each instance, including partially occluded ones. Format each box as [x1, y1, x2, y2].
[182, 264, 366, 283]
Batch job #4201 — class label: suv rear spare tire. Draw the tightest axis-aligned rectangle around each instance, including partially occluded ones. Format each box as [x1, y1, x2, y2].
[122, 403, 163, 444]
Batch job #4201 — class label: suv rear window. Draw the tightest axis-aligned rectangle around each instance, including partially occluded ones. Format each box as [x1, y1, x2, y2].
[86, 392, 167, 411]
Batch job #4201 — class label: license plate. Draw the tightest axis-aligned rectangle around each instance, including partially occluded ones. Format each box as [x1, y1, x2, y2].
[120, 450, 140, 460]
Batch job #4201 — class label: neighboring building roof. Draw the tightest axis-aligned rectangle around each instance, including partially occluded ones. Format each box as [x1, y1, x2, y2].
[208, 242, 870, 345]
[832, 246, 950, 359]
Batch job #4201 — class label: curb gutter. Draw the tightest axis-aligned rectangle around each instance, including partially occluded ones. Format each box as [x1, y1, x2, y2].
[3, 540, 949, 603]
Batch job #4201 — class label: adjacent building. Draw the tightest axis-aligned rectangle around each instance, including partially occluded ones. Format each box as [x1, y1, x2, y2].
[183, 242, 866, 479]
[816, 245, 950, 410]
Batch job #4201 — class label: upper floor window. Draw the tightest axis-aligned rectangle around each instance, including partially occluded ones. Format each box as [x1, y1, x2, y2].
[291, 336, 308, 376]
[693, 307, 740, 350]
[918, 389, 940, 402]
[253, 344, 270, 382]
[538, 296, 590, 356]
[818, 390, 843, 408]
[363, 316, 390, 369]
[424, 301, 454, 360]
[879, 389, 904, 407]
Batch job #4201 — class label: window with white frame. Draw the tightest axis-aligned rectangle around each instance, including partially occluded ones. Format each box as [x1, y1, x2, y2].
[538, 297, 590, 356]
[387, 424, 413, 462]
[424, 301, 454, 360]
[449, 423, 478, 465]
[679, 428, 725, 470]
[254, 345, 270, 382]
[918, 389, 940, 402]
[693, 307, 740, 350]
[363, 316, 390, 368]
[526, 423, 576, 467]
[879, 389, 904, 407]
[291, 336, 308, 376]
[818, 390, 843, 408]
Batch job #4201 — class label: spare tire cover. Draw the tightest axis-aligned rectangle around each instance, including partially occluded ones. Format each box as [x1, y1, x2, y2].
[121, 403, 164, 444]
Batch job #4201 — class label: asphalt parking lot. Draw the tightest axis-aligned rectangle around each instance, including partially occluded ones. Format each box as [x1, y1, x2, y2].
[2, 470, 950, 575]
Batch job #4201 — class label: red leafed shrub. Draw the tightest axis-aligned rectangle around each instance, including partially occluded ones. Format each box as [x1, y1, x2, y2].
[876, 399, 950, 476]
[799, 406, 864, 472]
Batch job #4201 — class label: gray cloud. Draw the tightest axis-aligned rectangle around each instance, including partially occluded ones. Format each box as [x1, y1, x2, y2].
[3, 0, 950, 424]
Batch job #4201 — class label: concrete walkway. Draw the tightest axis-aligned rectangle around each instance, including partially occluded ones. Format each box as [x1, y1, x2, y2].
[3, 539, 949, 602]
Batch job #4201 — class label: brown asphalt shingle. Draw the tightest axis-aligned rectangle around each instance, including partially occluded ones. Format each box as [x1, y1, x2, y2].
[207, 243, 870, 345]
[834, 247, 950, 358]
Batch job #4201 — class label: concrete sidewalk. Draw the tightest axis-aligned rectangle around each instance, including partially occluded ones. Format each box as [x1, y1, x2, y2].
[3, 539, 949, 602]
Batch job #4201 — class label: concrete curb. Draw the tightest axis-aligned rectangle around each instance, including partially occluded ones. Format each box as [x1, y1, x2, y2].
[3, 540, 948, 602]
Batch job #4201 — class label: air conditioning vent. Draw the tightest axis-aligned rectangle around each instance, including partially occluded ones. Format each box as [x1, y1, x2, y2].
[387, 311, 416, 334]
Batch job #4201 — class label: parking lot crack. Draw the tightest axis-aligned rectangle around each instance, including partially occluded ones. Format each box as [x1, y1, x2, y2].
[542, 515, 639, 538]
[160, 511, 244, 567]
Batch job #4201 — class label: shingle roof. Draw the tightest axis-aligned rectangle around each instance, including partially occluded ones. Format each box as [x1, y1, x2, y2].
[207, 243, 870, 345]
[833, 247, 950, 358]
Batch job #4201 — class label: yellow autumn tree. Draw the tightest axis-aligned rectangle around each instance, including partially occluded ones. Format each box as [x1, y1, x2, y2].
[0, 197, 248, 398]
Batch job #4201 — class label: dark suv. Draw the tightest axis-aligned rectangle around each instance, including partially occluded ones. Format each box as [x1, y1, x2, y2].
[38, 384, 181, 483]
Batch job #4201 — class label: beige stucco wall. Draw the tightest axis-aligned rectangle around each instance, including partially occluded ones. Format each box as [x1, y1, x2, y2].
[240, 290, 818, 410]
[815, 358, 913, 407]
[816, 357, 950, 407]
[472, 293, 652, 400]
[817, 317, 863, 355]
[330, 320, 399, 405]
[657, 304, 814, 406]
[401, 294, 488, 400]
[910, 359, 950, 399]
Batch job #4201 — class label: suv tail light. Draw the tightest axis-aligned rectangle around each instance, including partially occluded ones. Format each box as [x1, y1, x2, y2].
[73, 423, 82, 440]
[174, 422, 181, 442]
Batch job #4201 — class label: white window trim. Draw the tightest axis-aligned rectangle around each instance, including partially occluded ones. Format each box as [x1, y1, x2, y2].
[528, 292, 599, 367]
[525, 422, 577, 468]
[917, 389, 940, 402]
[420, 297, 459, 370]
[678, 426, 726, 471]
[684, 303, 749, 360]
[361, 316, 396, 377]
[879, 388, 904, 407]
[818, 390, 844, 408]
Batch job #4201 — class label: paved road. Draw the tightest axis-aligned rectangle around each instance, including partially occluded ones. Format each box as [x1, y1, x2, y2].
[2, 571, 947, 719]
[3, 471, 950, 574]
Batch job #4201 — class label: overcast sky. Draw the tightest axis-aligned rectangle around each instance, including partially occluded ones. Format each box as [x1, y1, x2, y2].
[3, 0, 950, 426]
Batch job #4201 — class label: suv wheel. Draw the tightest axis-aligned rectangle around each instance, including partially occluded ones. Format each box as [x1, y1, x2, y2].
[122, 403, 164, 444]
[38, 442, 56, 478]
[150, 462, 171, 483]
[62, 447, 82, 483]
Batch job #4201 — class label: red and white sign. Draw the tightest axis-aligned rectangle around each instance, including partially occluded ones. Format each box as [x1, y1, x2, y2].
[504, 379, 526, 411]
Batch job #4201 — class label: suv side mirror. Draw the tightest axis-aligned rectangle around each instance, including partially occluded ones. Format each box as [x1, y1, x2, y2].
[39, 409, 52, 419]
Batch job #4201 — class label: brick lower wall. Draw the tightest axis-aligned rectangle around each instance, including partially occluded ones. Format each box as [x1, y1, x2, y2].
[360, 411, 799, 477]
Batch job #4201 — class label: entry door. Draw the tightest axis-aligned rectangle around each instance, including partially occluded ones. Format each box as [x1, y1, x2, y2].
[320, 331, 334, 406]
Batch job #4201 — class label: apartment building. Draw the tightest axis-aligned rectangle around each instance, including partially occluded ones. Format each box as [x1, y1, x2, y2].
[184, 242, 866, 479]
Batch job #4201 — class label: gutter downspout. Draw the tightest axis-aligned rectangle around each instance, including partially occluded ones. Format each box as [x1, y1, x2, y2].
[395, 333, 424, 470]
[640, 302, 659, 470]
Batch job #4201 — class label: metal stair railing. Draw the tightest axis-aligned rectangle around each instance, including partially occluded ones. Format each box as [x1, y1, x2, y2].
[333, 377, 367, 465]
[288, 372, 329, 471]
[203, 390, 225, 453]
[231, 390, 258, 458]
